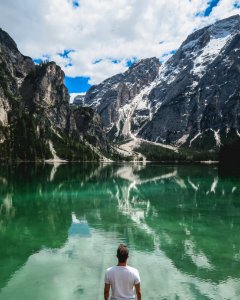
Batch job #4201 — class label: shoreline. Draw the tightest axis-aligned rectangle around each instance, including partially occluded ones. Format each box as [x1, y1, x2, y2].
[0, 159, 220, 165]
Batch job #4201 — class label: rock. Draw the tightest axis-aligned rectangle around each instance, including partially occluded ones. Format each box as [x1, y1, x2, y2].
[84, 57, 161, 140]
[0, 28, 108, 161]
[139, 15, 240, 149]
[84, 15, 240, 150]
[73, 95, 85, 106]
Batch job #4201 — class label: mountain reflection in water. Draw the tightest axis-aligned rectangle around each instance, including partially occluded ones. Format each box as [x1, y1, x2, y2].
[0, 163, 239, 300]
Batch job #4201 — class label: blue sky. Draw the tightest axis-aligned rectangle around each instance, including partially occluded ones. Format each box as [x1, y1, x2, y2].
[63, 0, 229, 94]
[0, 0, 239, 95]
[72, 0, 79, 8]
[203, 0, 221, 16]
[63, 0, 239, 94]
[65, 57, 138, 93]
[65, 76, 91, 93]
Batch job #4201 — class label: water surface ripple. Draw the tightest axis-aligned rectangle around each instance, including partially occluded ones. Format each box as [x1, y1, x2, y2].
[0, 163, 239, 300]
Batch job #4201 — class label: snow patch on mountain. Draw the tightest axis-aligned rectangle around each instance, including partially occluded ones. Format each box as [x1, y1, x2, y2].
[176, 134, 189, 146]
[138, 137, 178, 152]
[192, 34, 232, 78]
[84, 15, 240, 151]
[115, 68, 164, 138]
[45, 141, 67, 162]
[211, 129, 221, 147]
[189, 133, 201, 147]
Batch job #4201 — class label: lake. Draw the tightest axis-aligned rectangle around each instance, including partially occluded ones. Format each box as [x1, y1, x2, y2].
[0, 163, 239, 300]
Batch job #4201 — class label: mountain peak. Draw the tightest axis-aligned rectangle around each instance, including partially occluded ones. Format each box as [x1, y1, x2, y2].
[0, 28, 19, 53]
[215, 14, 240, 25]
[84, 57, 161, 136]
[166, 14, 240, 82]
[84, 15, 240, 148]
[138, 14, 240, 147]
[209, 14, 240, 37]
[181, 14, 240, 53]
[129, 57, 159, 70]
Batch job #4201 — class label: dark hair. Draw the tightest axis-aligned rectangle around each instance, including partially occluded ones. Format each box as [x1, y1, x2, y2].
[117, 244, 129, 263]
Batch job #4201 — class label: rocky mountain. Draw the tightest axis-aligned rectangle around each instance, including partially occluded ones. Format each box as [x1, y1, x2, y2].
[84, 15, 240, 151]
[84, 57, 161, 140]
[0, 28, 108, 161]
[1, 15, 240, 162]
[73, 94, 85, 106]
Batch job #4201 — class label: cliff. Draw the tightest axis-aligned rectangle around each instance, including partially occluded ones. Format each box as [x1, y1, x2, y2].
[0, 28, 108, 161]
[84, 15, 240, 153]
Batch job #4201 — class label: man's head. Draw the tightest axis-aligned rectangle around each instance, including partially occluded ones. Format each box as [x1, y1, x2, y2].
[117, 244, 129, 263]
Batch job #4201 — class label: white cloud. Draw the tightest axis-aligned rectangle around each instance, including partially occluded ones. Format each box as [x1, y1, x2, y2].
[0, 0, 239, 84]
[69, 92, 85, 103]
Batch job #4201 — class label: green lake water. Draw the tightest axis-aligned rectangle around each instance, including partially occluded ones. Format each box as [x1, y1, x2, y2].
[0, 163, 240, 300]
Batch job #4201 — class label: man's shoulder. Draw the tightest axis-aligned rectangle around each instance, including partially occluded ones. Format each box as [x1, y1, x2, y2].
[126, 265, 139, 272]
[121, 266, 139, 278]
[127, 266, 140, 283]
[106, 266, 117, 273]
[106, 266, 139, 273]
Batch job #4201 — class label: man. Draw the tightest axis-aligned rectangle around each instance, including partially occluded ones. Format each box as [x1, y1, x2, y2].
[104, 244, 141, 300]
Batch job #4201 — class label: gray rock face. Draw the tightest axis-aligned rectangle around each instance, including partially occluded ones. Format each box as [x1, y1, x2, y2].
[139, 15, 240, 149]
[20, 61, 70, 133]
[0, 28, 34, 129]
[71, 107, 108, 151]
[0, 28, 108, 160]
[73, 95, 85, 106]
[84, 57, 161, 140]
[84, 15, 240, 149]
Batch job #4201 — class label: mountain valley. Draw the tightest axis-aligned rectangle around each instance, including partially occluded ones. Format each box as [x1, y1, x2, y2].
[1, 15, 240, 162]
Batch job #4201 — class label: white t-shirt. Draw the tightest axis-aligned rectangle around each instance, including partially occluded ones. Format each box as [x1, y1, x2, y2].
[104, 265, 140, 300]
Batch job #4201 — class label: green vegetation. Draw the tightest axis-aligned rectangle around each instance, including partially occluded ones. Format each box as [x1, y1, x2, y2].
[0, 59, 101, 162]
[9, 113, 52, 161]
[108, 124, 118, 141]
[0, 108, 99, 162]
[189, 130, 217, 151]
[0, 139, 10, 161]
[134, 142, 218, 162]
[108, 145, 133, 161]
[49, 131, 99, 161]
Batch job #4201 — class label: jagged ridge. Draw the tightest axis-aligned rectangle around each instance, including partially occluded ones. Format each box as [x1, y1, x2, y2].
[0, 29, 108, 161]
[84, 15, 240, 151]
[84, 57, 161, 140]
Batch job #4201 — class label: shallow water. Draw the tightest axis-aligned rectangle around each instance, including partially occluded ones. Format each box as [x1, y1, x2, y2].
[0, 163, 240, 300]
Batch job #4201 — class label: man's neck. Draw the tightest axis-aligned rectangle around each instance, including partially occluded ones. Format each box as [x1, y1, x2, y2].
[117, 261, 127, 266]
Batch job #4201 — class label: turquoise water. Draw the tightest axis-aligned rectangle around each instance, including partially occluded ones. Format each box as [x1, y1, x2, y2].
[0, 163, 240, 300]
